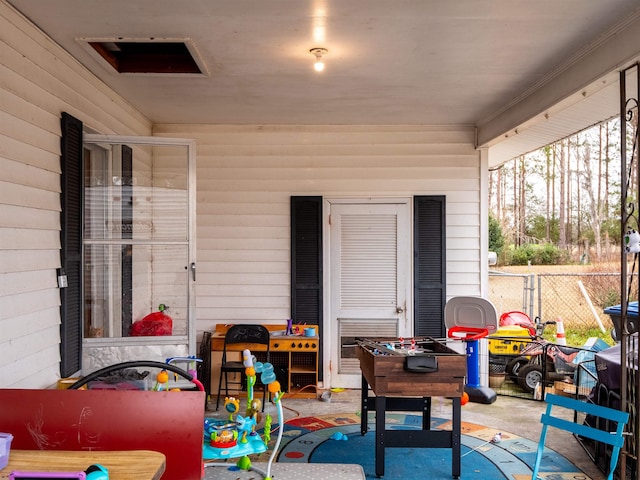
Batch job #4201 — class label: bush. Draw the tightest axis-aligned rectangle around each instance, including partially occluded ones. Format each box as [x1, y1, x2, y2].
[489, 214, 505, 255]
[534, 243, 567, 265]
[507, 244, 533, 265]
[506, 243, 570, 266]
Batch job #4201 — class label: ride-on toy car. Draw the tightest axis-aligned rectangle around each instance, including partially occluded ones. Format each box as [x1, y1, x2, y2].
[506, 320, 580, 393]
[488, 311, 537, 376]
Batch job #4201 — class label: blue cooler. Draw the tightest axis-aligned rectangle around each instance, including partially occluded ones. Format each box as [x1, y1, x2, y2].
[603, 301, 639, 341]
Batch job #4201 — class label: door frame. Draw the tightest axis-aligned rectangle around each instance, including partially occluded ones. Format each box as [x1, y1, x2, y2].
[82, 134, 197, 356]
[322, 197, 413, 388]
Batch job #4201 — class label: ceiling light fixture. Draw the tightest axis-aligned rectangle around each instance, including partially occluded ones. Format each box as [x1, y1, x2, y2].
[310, 47, 328, 72]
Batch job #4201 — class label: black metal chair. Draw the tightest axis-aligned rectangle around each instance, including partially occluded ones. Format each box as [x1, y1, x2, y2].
[216, 324, 270, 411]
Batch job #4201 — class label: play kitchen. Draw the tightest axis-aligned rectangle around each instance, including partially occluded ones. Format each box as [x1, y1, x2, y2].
[211, 323, 319, 398]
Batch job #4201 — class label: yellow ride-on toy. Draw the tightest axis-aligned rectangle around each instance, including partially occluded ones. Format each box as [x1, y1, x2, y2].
[488, 311, 537, 377]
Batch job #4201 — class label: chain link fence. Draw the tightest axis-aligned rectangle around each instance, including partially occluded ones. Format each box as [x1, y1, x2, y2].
[488, 271, 535, 319]
[488, 270, 639, 335]
[536, 273, 624, 331]
[486, 269, 637, 401]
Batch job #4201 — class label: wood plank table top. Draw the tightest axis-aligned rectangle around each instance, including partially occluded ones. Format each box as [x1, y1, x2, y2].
[1, 450, 166, 480]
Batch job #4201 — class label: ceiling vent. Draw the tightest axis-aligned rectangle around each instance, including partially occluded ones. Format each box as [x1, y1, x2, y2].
[79, 37, 208, 76]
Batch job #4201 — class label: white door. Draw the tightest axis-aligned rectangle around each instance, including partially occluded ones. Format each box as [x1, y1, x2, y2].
[327, 199, 412, 388]
[81, 134, 197, 370]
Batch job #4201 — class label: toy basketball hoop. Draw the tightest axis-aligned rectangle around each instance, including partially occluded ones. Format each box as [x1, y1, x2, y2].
[447, 325, 490, 341]
[445, 297, 498, 404]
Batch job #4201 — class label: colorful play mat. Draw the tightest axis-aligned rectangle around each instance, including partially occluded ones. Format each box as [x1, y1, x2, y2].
[275, 412, 593, 480]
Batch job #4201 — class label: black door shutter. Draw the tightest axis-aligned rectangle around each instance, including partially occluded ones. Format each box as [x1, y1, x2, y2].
[59, 112, 83, 376]
[290, 196, 323, 379]
[414, 196, 446, 337]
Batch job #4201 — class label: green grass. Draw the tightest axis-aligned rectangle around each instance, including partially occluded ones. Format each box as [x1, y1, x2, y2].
[542, 327, 615, 348]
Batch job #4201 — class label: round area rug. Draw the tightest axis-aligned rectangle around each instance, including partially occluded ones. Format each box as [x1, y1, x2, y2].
[276, 413, 590, 480]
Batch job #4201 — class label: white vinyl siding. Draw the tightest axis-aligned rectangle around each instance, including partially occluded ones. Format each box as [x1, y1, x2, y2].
[0, 1, 151, 388]
[154, 124, 483, 334]
[1, 1, 484, 389]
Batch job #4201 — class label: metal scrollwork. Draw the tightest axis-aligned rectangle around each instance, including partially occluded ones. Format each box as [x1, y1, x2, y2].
[619, 63, 640, 479]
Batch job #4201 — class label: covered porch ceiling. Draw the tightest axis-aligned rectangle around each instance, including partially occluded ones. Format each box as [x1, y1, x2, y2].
[7, 0, 640, 167]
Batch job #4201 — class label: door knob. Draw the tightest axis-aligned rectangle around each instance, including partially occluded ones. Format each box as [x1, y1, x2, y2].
[396, 306, 404, 314]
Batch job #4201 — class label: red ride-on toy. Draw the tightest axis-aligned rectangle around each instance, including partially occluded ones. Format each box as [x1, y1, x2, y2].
[506, 320, 580, 393]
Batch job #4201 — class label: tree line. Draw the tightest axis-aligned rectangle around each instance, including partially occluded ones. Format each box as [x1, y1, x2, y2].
[488, 115, 637, 264]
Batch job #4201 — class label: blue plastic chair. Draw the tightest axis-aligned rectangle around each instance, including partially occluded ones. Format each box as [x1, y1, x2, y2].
[531, 393, 629, 480]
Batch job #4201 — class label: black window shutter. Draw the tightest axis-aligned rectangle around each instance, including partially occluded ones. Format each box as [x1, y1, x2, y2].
[414, 196, 446, 337]
[291, 196, 323, 324]
[59, 112, 83, 376]
[290, 196, 323, 379]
